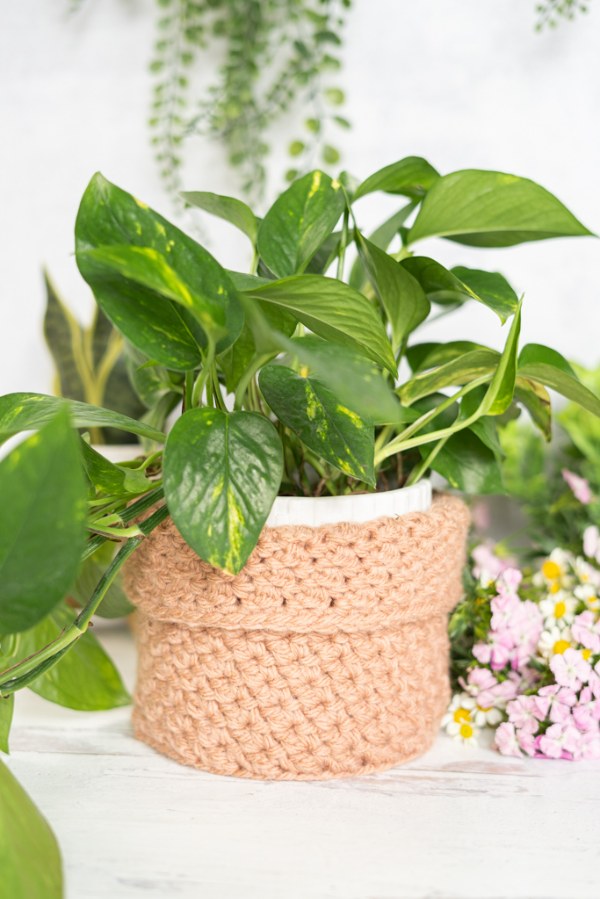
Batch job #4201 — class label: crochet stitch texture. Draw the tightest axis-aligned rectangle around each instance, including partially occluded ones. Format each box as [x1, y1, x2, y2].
[125, 493, 470, 780]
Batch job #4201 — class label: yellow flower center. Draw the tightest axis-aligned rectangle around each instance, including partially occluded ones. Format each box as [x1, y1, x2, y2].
[553, 639, 571, 655]
[542, 560, 562, 580]
[459, 723, 474, 739]
[554, 601, 567, 619]
[549, 581, 561, 594]
[582, 648, 592, 660]
[477, 704, 492, 713]
[453, 708, 471, 724]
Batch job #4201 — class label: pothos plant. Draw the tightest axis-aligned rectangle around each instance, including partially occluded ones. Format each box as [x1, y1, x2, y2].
[1, 157, 600, 894]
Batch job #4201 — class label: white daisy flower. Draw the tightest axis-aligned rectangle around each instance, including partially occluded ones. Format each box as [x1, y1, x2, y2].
[442, 694, 479, 745]
[539, 592, 578, 627]
[472, 703, 503, 727]
[534, 549, 575, 591]
[537, 626, 573, 660]
[574, 583, 600, 612]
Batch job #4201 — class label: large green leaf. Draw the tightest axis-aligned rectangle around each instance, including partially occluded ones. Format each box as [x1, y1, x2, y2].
[408, 170, 593, 246]
[401, 257, 519, 322]
[0, 410, 87, 633]
[42, 271, 86, 402]
[0, 695, 13, 753]
[79, 440, 151, 496]
[257, 170, 345, 277]
[278, 336, 409, 426]
[0, 760, 63, 899]
[242, 274, 397, 374]
[1, 605, 130, 710]
[515, 376, 552, 440]
[76, 173, 242, 368]
[259, 364, 375, 485]
[354, 156, 440, 201]
[164, 408, 283, 573]
[0, 394, 165, 445]
[406, 341, 496, 373]
[181, 190, 258, 243]
[518, 344, 600, 417]
[356, 233, 430, 350]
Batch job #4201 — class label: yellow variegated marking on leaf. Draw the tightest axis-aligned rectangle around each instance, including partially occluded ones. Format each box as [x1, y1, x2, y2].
[335, 404, 362, 427]
[331, 179, 341, 191]
[223, 487, 245, 572]
[305, 385, 320, 421]
[298, 366, 310, 378]
[155, 223, 167, 238]
[134, 198, 149, 210]
[211, 476, 225, 504]
[134, 222, 142, 236]
[27, 434, 40, 447]
[166, 240, 175, 252]
[308, 171, 322, 199]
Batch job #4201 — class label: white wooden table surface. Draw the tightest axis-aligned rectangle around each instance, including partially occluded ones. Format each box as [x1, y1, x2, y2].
[7, 625, 600, 899]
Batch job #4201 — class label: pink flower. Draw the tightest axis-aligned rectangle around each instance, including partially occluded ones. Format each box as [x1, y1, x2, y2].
[562, 469, 592, 505]
[471, 543, 515, 582]
[583, 526, 600, 563]
[490, 591, 520, 630]
[494, 568, 523, 600]
[550, 649, 592, 691]
[495, 722, 523, 757]
[587, 671, 600, 699]
[572, 611, 600, 653]
[577, 730, 600, 760]
[572, 687, 600, 732]
[537, 723, 581, 760]
[516, 728, 538, 757]
[534, 685, 577, 724]
[506, 696, 540, 733]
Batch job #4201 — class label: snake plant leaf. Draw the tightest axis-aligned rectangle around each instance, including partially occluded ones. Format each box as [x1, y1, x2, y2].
[281, 336, 411, 426]
[354, 156, 440, 201]
[0, 409, 87, 633]
[1, 604, 130, 710]
[257, 170, 345, 277]
[259, 364, 375, 485]
[164, 408, 283, 574]
[401, 257, 519, 323]
[356, 233, 430, 351]
[242, 274, 397, 375]
[0, 760, 63, 899]
[0, 394, 165, 445]
[408, 170, 593, 247]
[518, 344, 600, 417]
[181, 191, 259, 244]
[76, 173, 243, 367]
[349, 203, 418, 290]
[42, 271, 86, 402]
[0, 695, 13, 753]
[399, 350, 500, 405]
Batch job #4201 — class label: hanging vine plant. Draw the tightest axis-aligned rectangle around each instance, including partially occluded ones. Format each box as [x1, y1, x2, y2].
[148, 0, 352, 199]
[535, 0, 590, 29]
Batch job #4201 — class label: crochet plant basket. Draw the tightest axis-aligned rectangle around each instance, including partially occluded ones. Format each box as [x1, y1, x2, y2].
[125, 493, 470, 780]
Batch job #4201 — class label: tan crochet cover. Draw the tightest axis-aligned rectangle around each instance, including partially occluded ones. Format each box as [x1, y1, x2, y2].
[125, 493, 470, 780]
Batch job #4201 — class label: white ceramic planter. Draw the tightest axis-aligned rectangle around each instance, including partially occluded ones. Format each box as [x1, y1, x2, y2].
[266, 479, 432, 528]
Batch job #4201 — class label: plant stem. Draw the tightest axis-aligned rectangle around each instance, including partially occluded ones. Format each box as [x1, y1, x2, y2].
[184, 370, 194, 411]
[404, 435, 450, 486]
[0, 505, 169, 697]
[336, 208, 350, 281]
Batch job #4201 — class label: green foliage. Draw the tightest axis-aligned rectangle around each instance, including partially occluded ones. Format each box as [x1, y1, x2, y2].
[148, 0, 352, 198]
[535, 0, 590, 30]
[0, 760, 63, 899]
[43, 272, 147, 444]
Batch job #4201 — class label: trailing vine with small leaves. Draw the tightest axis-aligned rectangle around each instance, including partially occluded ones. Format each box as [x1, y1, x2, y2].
[535, 0, 590, 30]
[150, 0, 351, 199]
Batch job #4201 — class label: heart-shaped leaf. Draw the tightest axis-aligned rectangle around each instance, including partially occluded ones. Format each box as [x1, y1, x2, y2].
[164, 408, 283, 573]
[259, 364, 375, 485]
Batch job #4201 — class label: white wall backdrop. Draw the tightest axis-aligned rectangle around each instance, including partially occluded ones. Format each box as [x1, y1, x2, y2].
[1, 0, 599, 396]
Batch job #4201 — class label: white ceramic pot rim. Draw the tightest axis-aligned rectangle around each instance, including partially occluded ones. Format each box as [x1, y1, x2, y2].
[266, 479, 432, 528]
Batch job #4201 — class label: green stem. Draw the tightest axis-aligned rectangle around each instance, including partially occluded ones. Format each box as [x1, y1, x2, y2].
[184, 370, 194, 411]
[375, 377, 490, 466]
[405, 435, 450, 486]
[336, 208, 350, 281]
[0, 506, 169, 697]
